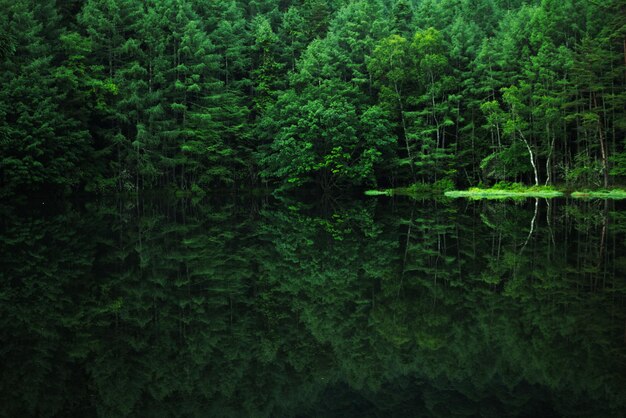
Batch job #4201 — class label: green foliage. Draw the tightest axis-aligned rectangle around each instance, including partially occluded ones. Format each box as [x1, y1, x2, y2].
[0, 0, 624, 195]
[609, 152, 626, 177]
[258, 81, 394, 190]
[562, 153, 604, 187]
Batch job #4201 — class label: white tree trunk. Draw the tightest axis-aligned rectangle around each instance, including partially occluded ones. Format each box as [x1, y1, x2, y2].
[519, 130, 539, 186]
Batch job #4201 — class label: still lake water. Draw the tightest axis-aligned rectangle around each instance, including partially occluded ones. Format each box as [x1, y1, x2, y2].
[1, 195, 625, 417]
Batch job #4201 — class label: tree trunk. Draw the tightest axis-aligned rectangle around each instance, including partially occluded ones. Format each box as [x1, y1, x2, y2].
[519, 130, 539, 186]
[593, 92, 609, 188]
[395, 82, 415, 182]
[545, 123, 556, 186]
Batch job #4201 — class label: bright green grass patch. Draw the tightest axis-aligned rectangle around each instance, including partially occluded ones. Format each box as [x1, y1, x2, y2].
[446, 182, 564, 200]
[571, 189, 626, 199]
[364, 189, 393, 196]
[445, 189, 564, 199]
[369, 181, 571, 200]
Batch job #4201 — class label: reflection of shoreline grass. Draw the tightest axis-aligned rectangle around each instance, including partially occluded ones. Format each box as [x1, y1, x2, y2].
[571, 189, 626, 199]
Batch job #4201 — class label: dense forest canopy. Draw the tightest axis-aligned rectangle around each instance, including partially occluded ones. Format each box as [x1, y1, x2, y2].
[0, 0, 625, 194]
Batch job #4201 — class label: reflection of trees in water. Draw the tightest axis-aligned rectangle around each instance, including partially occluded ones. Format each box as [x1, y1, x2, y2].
[0, 197, 625, 417]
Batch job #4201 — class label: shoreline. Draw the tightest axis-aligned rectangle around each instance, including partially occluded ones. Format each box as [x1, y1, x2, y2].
[366, 185, 626, 200]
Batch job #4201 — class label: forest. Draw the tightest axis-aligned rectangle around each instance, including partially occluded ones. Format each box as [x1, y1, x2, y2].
[0, 0, 625, 195]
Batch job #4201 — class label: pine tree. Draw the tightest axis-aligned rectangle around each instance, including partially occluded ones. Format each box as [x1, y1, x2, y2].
[251, 15, 283, 115]
[0, 0, 92, 194]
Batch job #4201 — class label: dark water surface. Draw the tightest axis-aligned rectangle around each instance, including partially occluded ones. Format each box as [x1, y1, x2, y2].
[1, 196, 625, 417]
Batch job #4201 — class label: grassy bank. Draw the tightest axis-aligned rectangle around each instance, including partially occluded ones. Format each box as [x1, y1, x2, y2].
[444, 183, 563, 200]
[445, 188, 564, 199]
[368, 181, 626, 200]
[364, 189, 393, 196]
